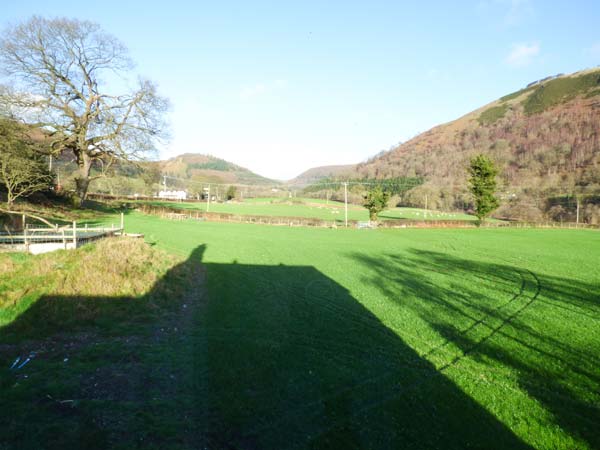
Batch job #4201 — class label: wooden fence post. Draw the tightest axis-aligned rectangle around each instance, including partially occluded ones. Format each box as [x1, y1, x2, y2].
[73, 221, 77, 249]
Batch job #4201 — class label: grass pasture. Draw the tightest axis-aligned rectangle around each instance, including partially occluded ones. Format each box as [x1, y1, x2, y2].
[136, 197, 481, 223]
[1, 213, 599, 449]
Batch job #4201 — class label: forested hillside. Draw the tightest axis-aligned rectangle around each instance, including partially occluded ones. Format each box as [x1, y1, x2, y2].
[350, 68, 600, 222]
[288, 164, 355, 187]
[161, 153, 277, 186]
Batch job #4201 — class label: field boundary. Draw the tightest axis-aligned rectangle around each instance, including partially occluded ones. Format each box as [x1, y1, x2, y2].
[136, 203, 600, 230]
[137, 204, 344, 228]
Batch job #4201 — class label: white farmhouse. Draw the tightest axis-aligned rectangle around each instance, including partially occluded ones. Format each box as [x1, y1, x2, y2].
[158, 190, 187, 200]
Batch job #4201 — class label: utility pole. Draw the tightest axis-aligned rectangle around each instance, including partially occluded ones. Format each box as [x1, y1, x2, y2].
[163, 175, 167, 192]
[343, 182, 348, 227]
[49, 154, 53, 172]
[425, 194, 428, 218]
[206, 185, 211, 212]
[576, 196, 580, 226]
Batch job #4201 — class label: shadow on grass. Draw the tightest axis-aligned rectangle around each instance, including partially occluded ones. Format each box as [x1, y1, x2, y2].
[349, 249, 600, 449]
[0, 245, 535, 449]
[195, 251, 534, 449]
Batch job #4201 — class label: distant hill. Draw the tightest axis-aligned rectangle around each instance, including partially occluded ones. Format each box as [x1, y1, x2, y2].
[288, 164, 356, 187]
[160, 153, 278, 186]
[50, 152, 278, 198]
[341, 68, 600, 222]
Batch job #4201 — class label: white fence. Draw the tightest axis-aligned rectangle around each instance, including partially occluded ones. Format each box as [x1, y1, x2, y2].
[0, 215, 125, 254]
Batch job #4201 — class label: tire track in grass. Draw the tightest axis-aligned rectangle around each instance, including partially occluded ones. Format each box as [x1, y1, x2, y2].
[282, 268, 542, 448]
[200, 237, 541, 444]
[205, 263, 525, 388]
[206, 258, 528, 381]
[420, 267, 527, 364]
[227, 269, 542, 444]
[436, 269, 541, 370]
[219, 262, 526, 359]
[295, 270, 525, 365]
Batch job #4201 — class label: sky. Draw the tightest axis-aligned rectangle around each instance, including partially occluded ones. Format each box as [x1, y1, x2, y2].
[2, 1, 600, 180]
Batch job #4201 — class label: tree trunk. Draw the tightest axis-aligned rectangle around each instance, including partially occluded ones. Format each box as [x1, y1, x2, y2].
[74, 152, 92, 207]
[6, 190, 14, 208]
[74, 177, 90, 207]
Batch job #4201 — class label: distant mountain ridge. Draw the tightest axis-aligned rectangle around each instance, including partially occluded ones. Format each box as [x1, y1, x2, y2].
[49, 152, 279, 198]
[160, 153, 278, 185]
[287, 164, 356, 187]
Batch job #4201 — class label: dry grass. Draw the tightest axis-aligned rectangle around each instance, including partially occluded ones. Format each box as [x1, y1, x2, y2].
[0, 238, 180, 322]
[57, 238, 176, 297]
[0, 257, 14, 275]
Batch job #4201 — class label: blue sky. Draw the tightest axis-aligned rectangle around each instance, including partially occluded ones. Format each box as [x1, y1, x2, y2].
[3, 1, 600, 179]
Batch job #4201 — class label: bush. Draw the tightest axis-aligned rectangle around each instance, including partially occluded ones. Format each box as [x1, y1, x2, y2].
[478, 104, 509, 125]
[363, 186, 390, 221]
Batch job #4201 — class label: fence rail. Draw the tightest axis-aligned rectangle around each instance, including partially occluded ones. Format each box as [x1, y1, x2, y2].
[0, 214, 126, 254]
[0, 227, 123, 252]
[137, 204, 600, 230]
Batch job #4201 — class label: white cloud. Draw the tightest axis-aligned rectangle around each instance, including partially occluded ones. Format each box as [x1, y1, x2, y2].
[505, 42, 540, 67]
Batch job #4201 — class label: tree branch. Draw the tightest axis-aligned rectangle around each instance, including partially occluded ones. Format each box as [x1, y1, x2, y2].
[0, 207, 56, 228]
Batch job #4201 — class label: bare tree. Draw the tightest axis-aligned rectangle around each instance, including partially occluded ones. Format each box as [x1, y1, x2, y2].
[0, 118, 53, 206]
[0, 16, 169, 205]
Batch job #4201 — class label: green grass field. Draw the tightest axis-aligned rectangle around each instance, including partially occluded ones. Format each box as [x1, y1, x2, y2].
[138, 197, 479, 223]
[1, 212, 599, 449]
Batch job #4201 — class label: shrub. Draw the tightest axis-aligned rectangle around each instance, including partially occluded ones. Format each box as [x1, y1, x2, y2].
[478, 104, 509, 125]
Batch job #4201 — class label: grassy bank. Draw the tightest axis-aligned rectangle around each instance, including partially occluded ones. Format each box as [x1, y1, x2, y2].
[0, 237, 202, 449]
